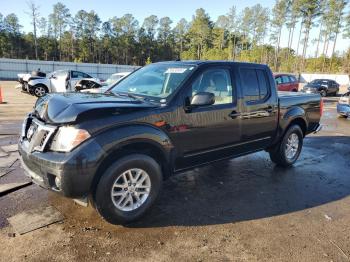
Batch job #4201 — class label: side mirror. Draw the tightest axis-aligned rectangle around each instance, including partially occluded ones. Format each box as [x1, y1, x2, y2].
[190, 92, 215, 107]
[50, 75, 57, 79]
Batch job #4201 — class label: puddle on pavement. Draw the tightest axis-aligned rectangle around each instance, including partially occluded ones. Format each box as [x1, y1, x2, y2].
[8, 205, 64, 235]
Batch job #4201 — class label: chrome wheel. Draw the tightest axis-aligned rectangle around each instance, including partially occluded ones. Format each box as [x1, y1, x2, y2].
[111, 168, 151, 212]
[34, 86, 46, 97]
[285, 133, 299, 160]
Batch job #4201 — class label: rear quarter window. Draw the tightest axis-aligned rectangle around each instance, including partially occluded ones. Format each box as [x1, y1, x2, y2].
[256, 70, 268, 98]
[288, 76, 297, 82]
[240, 68, 270, 103]
[240, 68, 259, 102]
[281, 75, 290, 83]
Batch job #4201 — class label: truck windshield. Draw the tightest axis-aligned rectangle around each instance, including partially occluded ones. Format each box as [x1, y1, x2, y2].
[109, 64, 195, 101]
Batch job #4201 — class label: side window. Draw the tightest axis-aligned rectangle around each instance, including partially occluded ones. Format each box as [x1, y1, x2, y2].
[191, 68, 233, 105]
[240, 68, 259, 102]
[256, 70, 268, 99]
[275, 76, 282, 85]
[288, 76, 296, 83]
[240, 68, 270, 103]
[71, 71, 79, 79]
[72, 71, 88, 79]
[83, 73, 92, 78]
[282, 75, 290, 83]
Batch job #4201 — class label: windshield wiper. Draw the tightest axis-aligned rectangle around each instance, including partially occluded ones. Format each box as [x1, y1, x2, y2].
[109, 91, 159, 105]
[112, 92, 146, 101]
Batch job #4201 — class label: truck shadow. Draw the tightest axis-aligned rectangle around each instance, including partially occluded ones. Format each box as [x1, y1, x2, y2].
[129, 135, 350, 228]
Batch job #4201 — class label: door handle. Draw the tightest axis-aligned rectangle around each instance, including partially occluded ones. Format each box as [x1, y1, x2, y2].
[228, 111, 241, 119]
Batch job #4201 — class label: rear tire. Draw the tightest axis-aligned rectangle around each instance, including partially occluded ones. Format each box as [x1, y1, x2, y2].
[94, 154, 162, 225]
[320, 90, 327, 97]
[269, 125, 303, 167]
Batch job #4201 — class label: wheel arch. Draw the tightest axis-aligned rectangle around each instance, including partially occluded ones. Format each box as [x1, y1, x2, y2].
[90, 125, 175, 197]
[270, 107, 307, 149]
[34, 83, 49, 92]
[286, 117, 307, 137]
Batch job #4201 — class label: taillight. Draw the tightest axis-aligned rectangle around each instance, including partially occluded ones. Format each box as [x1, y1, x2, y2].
[320, 98, 324, 117]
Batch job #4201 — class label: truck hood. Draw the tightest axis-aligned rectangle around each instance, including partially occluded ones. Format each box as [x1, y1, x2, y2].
[33, 92, 158, 124]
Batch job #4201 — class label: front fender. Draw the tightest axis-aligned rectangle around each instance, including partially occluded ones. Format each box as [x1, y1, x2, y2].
[94, 123, 174, 164]
[28, 79, 49, 87]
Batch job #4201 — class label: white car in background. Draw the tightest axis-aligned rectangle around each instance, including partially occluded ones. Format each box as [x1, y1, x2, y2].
[104, 72, 131, 86]
[80, 72, 131, 94]
[27, 70, 99, 97]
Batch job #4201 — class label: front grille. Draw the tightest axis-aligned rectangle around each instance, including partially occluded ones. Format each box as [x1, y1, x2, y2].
[39, 132, 49, 147]
[23, 117, 56, 152]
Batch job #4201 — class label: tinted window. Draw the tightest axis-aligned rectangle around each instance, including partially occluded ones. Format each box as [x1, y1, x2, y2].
[241, 68, 270, 102]
[72, 71, 91, 79]
[281, 75, 290, 83]
[275, 76, 282, 85]
[191, 68, 233, 105]
[256, 70, 268, 98]
[288, 76, 297, 82]
[240, 68, 259, 102]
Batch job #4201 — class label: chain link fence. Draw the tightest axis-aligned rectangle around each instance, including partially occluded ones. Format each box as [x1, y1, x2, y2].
[0, 58, 140, 80]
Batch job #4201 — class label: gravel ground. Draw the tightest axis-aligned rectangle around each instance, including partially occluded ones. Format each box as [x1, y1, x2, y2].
[0, 81, 350, 262]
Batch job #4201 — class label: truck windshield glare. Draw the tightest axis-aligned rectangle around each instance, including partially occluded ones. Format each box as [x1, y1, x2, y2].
[110, 63, 195, 99]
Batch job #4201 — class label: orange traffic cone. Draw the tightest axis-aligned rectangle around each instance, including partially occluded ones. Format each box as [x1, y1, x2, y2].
[0, 87, 6, 104]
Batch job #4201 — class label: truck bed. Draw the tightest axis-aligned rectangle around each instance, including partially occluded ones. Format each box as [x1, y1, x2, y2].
[278, 91, 321, 135]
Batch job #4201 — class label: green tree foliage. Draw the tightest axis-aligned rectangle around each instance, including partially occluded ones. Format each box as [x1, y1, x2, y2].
[271, 0, 288, 71]
[49, 2, 71, 60]
[186, 8, 213, 59]
[1, 2, 350, 74]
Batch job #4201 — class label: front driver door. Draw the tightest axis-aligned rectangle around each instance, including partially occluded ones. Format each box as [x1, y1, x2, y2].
[171, 66, 242, 170]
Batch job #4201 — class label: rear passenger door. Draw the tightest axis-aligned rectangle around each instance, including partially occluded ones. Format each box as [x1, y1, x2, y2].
[288, 75, 298, 91]
[275, 76, 284, 91]
[239, 67, 278, 149]
[329, 80, 337, 93]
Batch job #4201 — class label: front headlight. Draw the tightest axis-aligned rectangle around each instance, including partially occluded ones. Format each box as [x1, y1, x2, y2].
[50, 126, 90, 152]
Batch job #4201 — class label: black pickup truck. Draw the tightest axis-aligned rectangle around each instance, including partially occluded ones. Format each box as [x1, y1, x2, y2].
[19, 61, 322, 224]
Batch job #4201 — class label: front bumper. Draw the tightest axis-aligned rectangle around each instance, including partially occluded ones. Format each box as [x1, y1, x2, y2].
[27, 83, 35, 93]
[18, 137, 105, 198]
[337, 103, 350, 117]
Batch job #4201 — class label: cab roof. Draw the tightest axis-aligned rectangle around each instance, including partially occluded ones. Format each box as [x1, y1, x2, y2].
[154, 60, 270, 68]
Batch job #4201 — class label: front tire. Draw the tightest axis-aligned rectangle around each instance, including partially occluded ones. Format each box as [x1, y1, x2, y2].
[94, 154, 162, 225]
[33, 85, 48, 97]
[269, 125, 303, 167]
[320, 90, 327, 97]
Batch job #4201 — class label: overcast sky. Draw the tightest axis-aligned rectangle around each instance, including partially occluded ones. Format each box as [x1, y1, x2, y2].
[2, 0, 349, 57]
